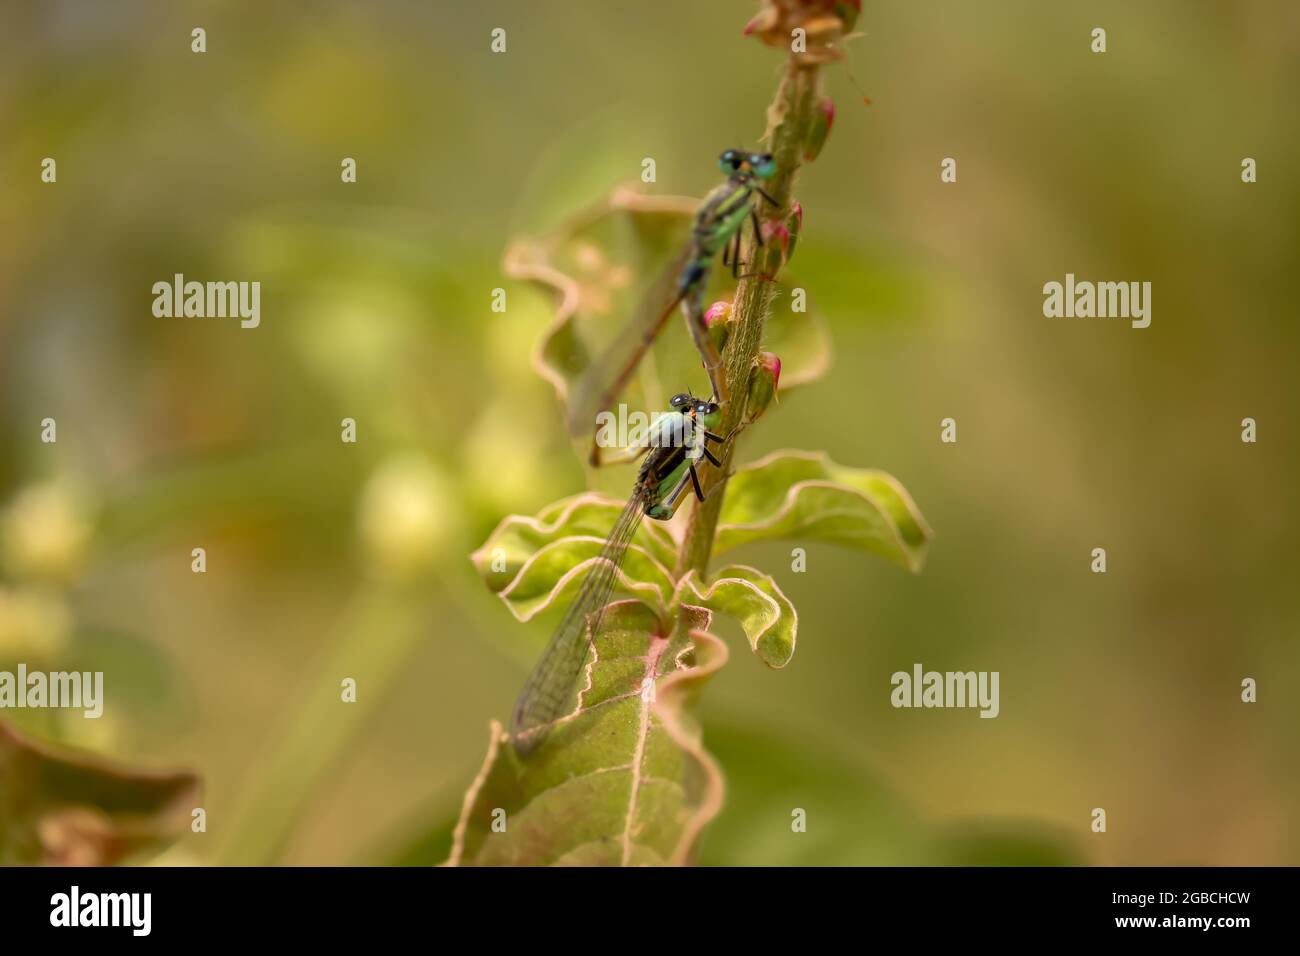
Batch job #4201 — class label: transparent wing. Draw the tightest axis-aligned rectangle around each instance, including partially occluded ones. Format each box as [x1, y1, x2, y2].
[510, 493, 646, 754]
[565, 245, 692, 442]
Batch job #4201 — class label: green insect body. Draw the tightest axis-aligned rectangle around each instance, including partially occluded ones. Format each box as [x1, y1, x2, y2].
[643, 399, 723, 519]
[694, 180, 760, 258]
[676, 149, 779, 309]
[578, 150, 779, 466]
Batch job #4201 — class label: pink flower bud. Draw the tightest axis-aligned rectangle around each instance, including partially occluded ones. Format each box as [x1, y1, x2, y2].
[704, 300, 732, 327]
[760, 351, 781, 389]
[762, 221, 791, 258]
[705, 300, 732, 354]
[745, 351, 782, 423]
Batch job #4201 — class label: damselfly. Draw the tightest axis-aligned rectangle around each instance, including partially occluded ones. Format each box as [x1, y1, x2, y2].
[511, 392, 727, 755]
[575, 150, 778, 465]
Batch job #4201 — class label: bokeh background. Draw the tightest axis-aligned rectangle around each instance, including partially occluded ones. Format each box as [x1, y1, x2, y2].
[1, 0, 1296, 865]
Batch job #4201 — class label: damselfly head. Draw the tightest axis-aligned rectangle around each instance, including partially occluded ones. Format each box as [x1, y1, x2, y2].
[669, 392, 720, 429]
[719, 149, 777, 181]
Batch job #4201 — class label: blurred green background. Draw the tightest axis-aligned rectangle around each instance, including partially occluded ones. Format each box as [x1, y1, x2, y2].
[1, 0, 1296, 865]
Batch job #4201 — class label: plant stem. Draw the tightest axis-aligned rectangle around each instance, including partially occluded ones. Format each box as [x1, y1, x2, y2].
[676, 58, 822, 579]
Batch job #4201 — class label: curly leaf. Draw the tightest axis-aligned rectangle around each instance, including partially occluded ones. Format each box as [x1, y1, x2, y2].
[470, 492, 677, 589]
[678, 564, 797, 667]
[504, 187, 830, 440]
[445, 602, 726, 866]
[498, 537, 674, 621]
[0, 719, 199, 865]
[716, 450, 932, 572]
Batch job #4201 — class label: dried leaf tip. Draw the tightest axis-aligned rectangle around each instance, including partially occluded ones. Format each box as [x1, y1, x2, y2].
[743, 0, 860, 63]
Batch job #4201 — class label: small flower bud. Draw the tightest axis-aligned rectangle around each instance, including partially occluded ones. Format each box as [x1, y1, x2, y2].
[358, 455, 453, 579]
[785, 202, 804, 262]
[762, 220, 791, 260]
[805, 97, 835, 162]
[745, 352, 782, 423]
[704, 300, 732, 354]
[1, 481, 93, 583]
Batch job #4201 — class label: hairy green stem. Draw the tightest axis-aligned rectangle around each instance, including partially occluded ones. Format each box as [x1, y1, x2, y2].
[676, 59, 822, 579]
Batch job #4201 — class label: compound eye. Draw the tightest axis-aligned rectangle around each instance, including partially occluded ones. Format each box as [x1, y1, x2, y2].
[750, 153, 776, 178]
[670, 392, 691, 408]
[697, 402, 717, 416]
[718, 149, 741, 173]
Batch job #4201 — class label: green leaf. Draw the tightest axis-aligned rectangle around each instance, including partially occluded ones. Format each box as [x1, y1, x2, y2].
[435, 719, 1084, 867]
[446, 602, 727, 866]
[471, 493, 676, 589]
[716, 450, 932, 572]
[0, 719, 199, 866]
[678, 564, 797, 667]
[497, 537, 674, 622]
[470, 493, 679, 621]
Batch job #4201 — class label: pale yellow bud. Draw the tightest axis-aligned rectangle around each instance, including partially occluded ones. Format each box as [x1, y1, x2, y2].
[357, 456, 453, 578]
[2, 481, 94, 582]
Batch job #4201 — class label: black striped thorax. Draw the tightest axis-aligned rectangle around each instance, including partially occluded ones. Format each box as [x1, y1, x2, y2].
[692, 176, 756, 255]
[636, 441, 689, 509]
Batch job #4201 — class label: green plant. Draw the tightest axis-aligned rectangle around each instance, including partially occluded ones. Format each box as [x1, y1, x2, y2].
[448, 2, 933, 867]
